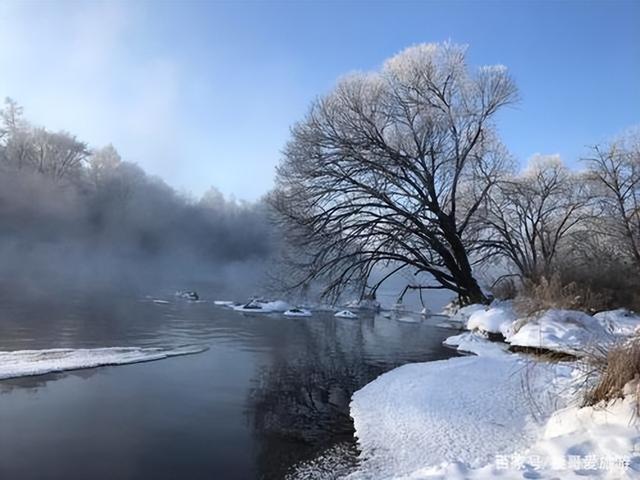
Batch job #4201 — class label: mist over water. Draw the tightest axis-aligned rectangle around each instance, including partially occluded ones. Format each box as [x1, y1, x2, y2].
[0, 103, 278, 298]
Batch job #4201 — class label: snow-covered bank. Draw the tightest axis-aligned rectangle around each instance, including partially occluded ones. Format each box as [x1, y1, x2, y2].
[348, 355, 572, 479]
[347, 302, 640, 479]
[0, 345, 207, 380]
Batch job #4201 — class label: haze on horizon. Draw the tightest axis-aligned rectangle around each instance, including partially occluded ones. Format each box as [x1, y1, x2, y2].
[0, 0, 638, 201]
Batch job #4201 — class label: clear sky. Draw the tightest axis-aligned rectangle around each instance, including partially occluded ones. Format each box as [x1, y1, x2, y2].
[0, 0, 638, 201]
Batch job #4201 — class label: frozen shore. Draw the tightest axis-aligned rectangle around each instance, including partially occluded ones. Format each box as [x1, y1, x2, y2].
[347, 304, 640, 479]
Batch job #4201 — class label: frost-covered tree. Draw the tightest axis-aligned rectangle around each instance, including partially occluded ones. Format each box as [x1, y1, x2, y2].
[476, 155, 590, 281]
[586, 128, 640, 269]
[270, 43, 518, 304]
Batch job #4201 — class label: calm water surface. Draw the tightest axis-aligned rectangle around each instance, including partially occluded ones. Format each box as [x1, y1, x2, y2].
[0, 285, 458, 479]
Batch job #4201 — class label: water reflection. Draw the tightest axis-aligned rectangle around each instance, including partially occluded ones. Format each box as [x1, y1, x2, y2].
[247, 314, 458, 478]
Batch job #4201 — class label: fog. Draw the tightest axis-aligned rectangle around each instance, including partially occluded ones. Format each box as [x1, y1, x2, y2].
[0, 98, 277, 298]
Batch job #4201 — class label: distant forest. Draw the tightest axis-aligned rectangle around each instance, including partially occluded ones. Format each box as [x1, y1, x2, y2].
[0, 98, 276, 290]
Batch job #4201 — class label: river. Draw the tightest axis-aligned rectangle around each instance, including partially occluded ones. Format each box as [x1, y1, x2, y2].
[0, 284, 458, 479]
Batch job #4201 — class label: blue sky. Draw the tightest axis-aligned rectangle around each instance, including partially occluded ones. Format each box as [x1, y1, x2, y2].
[0, 0, 638, 200]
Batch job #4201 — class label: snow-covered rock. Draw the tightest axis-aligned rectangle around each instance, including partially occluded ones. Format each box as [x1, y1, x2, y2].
[443, 332, 510, 357]
[594, 309, 640, 336]
[233, 299, 290, 313]
[335, 310, 358, 319]
[466, 302, 518, 338]
[0, 345, 207, 380]
[508, 309, 615, 356]
[175, 290, 199, 301]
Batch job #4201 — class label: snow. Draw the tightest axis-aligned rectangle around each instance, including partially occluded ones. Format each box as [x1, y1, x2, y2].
[405, 386, 640, 479]
[466, 301, 517, 338]
[0, 345, 207, 380]
[233, 299, 290, 313]
[594, 309, 640, 336]
[335, 310, 358, 319]
[284, 308, 312, 317]
[508, 309, 615, 355]
[443, 332, 510, 357]
[346, 303, 640, 480]
[348, 355, 569, 479]
[448, 304, 486, 324]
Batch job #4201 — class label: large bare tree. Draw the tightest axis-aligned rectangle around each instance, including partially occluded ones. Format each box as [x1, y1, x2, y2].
[270, 43, 517, 304]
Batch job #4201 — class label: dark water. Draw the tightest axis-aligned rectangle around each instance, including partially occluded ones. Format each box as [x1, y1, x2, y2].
[0, 286, 458, 480]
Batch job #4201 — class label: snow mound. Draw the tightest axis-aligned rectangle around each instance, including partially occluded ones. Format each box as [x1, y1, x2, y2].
[0, 345, 207, 380]
[508, 309, 614, 355]
[466, 302, 517, 338]
[448, 304, 486, 324]
[444, 332, 510, 357]
[348, 356, 565, 479]
[594, 309, 640, 336]
[233, 299, 290, 313]
[335, 310, 358, 319]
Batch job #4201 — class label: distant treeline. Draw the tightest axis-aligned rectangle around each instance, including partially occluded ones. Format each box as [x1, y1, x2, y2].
[0, 98, 275, 288]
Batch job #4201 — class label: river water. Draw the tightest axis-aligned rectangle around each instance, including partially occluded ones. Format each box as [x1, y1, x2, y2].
[0, 285, 458, 479]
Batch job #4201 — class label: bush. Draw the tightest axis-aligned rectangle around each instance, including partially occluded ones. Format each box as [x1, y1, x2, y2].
[514, 264, 640, 316]
[584, 339, 640, 407]
[514, 275, 608, 316]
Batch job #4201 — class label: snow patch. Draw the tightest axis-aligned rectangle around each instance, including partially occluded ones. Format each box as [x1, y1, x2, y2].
[284, 308, 312, 317]
[443, 332, 510, 357]
[348, 355, 567, 479]
[0, 345, 207, 380]
[509, 309, 615, 356]
[594, 309, 640, 336]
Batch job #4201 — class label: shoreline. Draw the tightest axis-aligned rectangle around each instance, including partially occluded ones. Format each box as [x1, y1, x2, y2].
[345, 303, 640, 479]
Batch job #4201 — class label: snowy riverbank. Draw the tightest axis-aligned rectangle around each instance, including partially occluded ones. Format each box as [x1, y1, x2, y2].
[347, 303, 640, 479]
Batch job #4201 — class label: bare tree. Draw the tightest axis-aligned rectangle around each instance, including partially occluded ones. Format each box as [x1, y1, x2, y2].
[476, 155, 590, 282]
[0, 97, 30, 171]
[585, 129, 640, 269]
[270, 43, 518, 304]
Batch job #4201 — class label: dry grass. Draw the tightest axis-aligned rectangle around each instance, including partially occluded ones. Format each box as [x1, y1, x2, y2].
[583, 339, 640, 407]
[514, 274, 622, 317]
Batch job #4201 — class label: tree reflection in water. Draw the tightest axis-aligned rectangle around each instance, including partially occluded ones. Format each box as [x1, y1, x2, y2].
[247, 313, 457, 479]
